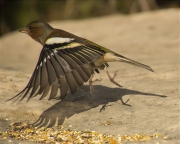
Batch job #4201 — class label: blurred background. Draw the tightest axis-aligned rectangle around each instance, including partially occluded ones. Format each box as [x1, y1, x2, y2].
[0, 0, 179, 36]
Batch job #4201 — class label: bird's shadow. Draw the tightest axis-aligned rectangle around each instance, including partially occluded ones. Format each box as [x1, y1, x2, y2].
[32, 85, 167, 127]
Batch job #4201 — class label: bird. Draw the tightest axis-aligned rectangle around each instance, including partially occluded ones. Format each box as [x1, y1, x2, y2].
[8, 20, 153, 102]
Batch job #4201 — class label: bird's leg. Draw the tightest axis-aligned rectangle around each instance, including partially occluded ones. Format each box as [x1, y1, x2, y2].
[89, 74, 94, 97]
[104, 67, 122, 87]
[89, 74, 103, 97]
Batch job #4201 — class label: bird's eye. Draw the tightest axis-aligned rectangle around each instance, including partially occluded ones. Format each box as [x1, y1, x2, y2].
[29, 26, 33, 30]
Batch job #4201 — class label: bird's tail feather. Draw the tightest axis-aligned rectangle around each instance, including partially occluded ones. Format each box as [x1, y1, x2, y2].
[115, 53, 154, 72]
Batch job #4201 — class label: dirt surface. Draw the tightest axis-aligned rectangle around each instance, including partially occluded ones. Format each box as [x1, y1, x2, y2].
[0, 9, 179, 143]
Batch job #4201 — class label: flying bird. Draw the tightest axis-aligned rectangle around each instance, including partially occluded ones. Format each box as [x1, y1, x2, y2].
[8, 21, 153, 101]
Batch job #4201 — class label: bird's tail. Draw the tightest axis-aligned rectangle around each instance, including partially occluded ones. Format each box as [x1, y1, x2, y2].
[114, 53, 154, 72]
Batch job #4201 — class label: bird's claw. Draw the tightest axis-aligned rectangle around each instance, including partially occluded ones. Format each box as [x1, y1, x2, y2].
[112, 70, 119, 80]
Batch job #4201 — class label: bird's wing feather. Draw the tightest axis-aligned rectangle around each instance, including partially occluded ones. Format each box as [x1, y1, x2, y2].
[8, 39, 106, 101]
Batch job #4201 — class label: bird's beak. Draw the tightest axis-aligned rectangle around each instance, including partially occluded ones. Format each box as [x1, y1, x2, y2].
[19, 27, 28, 33]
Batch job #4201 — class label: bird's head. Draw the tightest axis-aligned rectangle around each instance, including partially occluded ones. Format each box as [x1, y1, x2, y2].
[19, 20, 54, 45]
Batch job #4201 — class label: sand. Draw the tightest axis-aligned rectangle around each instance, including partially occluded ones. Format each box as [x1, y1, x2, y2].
[0, 9, 179, 143]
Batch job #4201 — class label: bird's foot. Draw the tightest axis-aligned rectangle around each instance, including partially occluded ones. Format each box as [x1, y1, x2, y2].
[105, 68, 122, 87]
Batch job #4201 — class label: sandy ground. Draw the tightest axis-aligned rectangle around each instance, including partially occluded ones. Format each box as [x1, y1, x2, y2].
[0, 9, 179, 143]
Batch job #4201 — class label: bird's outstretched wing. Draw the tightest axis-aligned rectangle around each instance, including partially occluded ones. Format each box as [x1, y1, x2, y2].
[8, 38, 105, 101]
